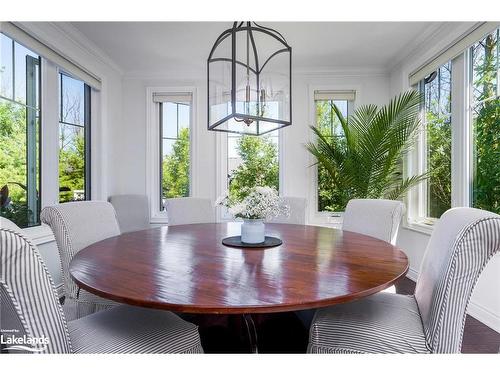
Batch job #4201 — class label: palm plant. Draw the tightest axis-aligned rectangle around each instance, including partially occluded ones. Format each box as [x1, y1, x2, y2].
[306, 90, 427, 210]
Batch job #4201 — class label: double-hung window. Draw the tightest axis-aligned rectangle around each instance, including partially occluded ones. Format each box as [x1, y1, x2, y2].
[407, 23, 500, 228]
[0, 33, 41, 227]
[313, 90, 355, 213]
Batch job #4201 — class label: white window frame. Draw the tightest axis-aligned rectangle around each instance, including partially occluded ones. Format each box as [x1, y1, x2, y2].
[307, 85, 359, 226]
[146, 86, 197, 224]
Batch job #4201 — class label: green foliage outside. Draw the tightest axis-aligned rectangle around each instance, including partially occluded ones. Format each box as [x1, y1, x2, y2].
[228, 135, 279, 202]
[162, 127, 190, 199]
[59, 127, 86, 203]
[472, 32, 500, 214]
[315, 100, 347, 211]
[307, 90, 428, 212]
[426, 111, 452, 218]
[0, 102, 32, 227]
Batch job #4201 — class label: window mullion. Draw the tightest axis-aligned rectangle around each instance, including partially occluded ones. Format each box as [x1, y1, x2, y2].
[25, 55, 39, 225]
[40, 60, 60, 209]
[450, 52, 470, 208]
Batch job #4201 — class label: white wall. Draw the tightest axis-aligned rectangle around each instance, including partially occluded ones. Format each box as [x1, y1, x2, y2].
[390, 22, 500, 333]
[115, 69, 390, 206]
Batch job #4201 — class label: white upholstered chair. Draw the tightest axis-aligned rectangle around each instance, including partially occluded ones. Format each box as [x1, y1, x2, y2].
[40, 201, 122, 321]
[342, 199, 405, 245]
[109, 194, 150, 233]
[308, 207, 500, 353]
[267, 197, 307, 225]
[0, 220, 203, 354]
[166, 197, 214, 226]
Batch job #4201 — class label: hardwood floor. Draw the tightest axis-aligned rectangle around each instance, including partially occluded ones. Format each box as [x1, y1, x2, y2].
[192, 277, 500, 353]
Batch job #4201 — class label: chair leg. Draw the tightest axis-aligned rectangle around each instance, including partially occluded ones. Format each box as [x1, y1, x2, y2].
[242, 314, 258, 353]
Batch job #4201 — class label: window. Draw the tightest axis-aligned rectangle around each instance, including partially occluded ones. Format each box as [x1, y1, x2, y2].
[314, 90, 354, 212]
[0, 33, 41, 227]
[419, 62, 452, 220]
[158, 95, 192, 210]
[471, 29, 500, 214]
[227, 131, 279, 202]
[407, 24, 500, 228]
[58, 73, 91, 203]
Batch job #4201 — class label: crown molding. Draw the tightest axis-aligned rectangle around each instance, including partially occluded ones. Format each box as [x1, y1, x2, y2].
[388, 22, 478, 73]
[48, 22, 125, 75]
[16, 22, 124, 76]
[123, 65, 389, 81]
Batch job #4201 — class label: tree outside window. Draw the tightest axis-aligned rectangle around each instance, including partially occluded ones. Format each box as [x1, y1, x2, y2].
[471, 28, 500, 214]
[0, 33, 40, 227]
[315, 99, 348, 212]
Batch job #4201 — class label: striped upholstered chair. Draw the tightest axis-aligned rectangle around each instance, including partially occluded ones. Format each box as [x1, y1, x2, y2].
[41, 201, 122, 321]
[308, 207, 500, 353]
[0, 220, 203, 354]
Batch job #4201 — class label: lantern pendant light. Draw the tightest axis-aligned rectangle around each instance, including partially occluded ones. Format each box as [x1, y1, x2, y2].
[207, 22, 292, 136]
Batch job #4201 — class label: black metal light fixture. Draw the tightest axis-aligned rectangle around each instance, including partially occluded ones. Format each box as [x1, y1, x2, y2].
[207, 22, 292, 136]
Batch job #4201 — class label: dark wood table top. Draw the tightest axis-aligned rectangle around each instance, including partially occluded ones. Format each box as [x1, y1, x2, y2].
[69, 222, 408, 314]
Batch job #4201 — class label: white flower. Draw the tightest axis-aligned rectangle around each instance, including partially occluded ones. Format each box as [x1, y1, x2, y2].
[221, 186, 289, 220]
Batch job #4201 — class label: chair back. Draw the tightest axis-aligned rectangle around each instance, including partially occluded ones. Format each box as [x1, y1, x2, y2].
[0, 219, 71, 353]
[267, 197, 307, 225]
[109, 194, 150, 233]
[40, 201, 120, 301]
[166, 197, 214, 226]
[342, 199, 404, 245]
[414, 207, 500, 353]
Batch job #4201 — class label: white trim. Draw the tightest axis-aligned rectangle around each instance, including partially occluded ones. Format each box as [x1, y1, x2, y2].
[47, 22, 124, 76]
[55, 283, 65, 300]
[0, 22, 101, 89]
[468, 300, 500, 334]
[409, 22, 500, 86]
[406, 265, 500, 334]
[40, 59, 60, 208]
[145, 86, 197, 224]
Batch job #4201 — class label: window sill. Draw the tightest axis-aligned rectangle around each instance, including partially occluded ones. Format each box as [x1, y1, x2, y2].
[402, 220, 434, 236]
[22, 224, 55, 245]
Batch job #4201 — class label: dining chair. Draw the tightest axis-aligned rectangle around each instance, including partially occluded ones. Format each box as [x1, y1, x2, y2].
[109, 194, 150, 233]
[0, 221, 203, 354]
[308, 207, 500, 353]
[342, 199, 405, 245]
[166, 197, 214, 225]
[267, 197, 307, 225]
[40, 201, 122, 321]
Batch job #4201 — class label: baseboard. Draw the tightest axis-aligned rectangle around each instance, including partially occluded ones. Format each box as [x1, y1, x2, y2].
[467, 300, 500, 334]
[406, 267, 418, 282]
[55, 283, 65, 300]
[406, 267, 500, 334]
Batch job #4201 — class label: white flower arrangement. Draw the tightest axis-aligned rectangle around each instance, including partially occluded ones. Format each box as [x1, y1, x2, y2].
[216, 186, 290, 220]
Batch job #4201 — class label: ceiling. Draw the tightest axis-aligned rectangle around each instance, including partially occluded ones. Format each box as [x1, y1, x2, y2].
[69, 22, 441, 75]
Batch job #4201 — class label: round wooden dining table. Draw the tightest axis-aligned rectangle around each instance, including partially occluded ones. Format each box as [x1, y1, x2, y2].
[70, 222, 408, 352]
